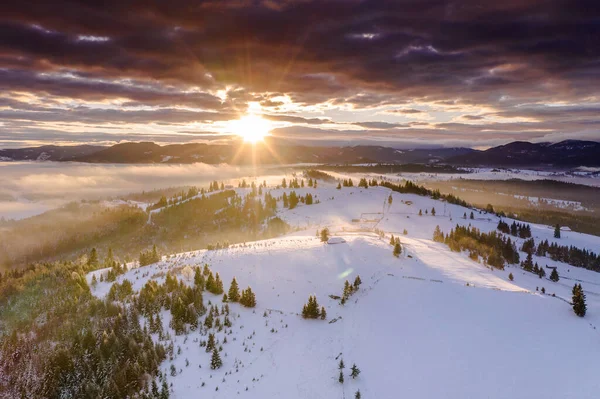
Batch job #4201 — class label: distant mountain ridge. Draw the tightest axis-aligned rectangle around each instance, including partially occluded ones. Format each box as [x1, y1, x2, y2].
[0, 139, 598, 167]
[0, 145, 104, 161]
[446, 140, 600, 167]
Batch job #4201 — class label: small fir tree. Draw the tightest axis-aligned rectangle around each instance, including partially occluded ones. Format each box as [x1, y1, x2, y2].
[210, 347, 223, 369]
[393, 242, 402, 257]
[350, 364, 360, 379]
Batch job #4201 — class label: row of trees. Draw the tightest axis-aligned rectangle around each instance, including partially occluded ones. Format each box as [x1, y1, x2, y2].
[434, 224, 520, 269]
[341, 276, 362, 304]
[282, 191, 315, 209]
[535, 239, 599, 272]
[497, 220, 532, 238]
[139, 245, 161, 266]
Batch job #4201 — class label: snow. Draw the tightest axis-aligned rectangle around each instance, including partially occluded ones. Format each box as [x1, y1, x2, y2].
[327, 237, 346, 244]
[375, 167, 600, 187]
[87, 176, 600, 399]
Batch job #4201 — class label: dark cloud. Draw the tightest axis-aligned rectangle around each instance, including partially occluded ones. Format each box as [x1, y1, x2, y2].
[1, 0, 600, 147]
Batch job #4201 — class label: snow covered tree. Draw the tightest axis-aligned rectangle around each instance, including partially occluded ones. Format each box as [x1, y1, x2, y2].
[228, 277, 240, 302]
[550, 268, 560, 282]
[350, 363, 360, 379]
[210, 347, 223, 369]
[554, 224, 561, 239]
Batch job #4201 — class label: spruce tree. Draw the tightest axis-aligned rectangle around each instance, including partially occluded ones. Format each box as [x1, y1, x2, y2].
[320, 306, 327, 320]
[320, 228, 330, 242]
[350, 363, 360, 379]
[210, 347, 223, 369]
[355, 390, 361, 399]
[554, 224, 561, 239]
[508, 273, 514, 281]
[88, 248, 99, 267]
[339, 358, 345, 370]
[353, 275, 362, 289]
[338, 370, 344, 383]
[389, 234, 395, 245]
[572, 284, 587, 317]
[431, 207, 436, 216]
[228, 277, 240, 302]
[550, 268, 559, 282]
[393, 242, 402, 257]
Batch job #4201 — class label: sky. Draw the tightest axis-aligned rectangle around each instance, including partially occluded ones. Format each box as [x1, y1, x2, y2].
[1, 0, 600, 149]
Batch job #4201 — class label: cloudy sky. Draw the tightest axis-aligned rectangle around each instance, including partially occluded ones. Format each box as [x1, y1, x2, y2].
[1, 0, 600, 149]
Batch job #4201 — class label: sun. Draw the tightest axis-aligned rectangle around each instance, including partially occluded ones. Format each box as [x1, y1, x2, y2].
[230, 114, 271, 143]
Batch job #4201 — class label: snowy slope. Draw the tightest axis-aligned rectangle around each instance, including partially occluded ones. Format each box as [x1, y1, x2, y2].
[87, 177, 600, 399]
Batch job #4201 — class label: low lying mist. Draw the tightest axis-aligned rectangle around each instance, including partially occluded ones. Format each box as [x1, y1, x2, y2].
[0, 162, 287, 219]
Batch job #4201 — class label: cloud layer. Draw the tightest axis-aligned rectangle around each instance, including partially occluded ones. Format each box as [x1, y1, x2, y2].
[1, 0, 600, 148]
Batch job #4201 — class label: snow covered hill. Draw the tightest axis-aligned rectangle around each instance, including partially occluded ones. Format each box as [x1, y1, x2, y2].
[87, 177, 600, 399]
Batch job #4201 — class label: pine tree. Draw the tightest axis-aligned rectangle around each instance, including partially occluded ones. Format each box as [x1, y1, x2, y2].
[418, 209, 423, 216]
[339, 358, 345, 370]
[388, 194, 393, 205]
[212, 273, 224, 295]
[336, 182, 342, 189]
[572, 283, 587, 317]
[88, 248, 99, 267]
[508, 273, 514, 281]
[554, 224, 561, 239]
[228, 277, 240, 302]
[353, 275, 362, 289]
[470, 211, 474, 220]
[302, 295, 321, 319]
[550, 268, 559, 282]
[350, 363, 360, 379]
[320, 228, 330, 242]
[393, 242, 402, 257]
[320, 306, 327, 320]
[431, 207, 436, 216]
[210, 347, 223, 369]
[389, 234, 395, 245]
[240, 287, 256, 307]
[338, 370, 344, 383]
[355, 390, 361, 399]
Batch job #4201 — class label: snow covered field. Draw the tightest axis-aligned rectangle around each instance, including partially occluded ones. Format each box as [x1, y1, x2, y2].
[385, 167, 600, 187]
[88, 176, 600, 399]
